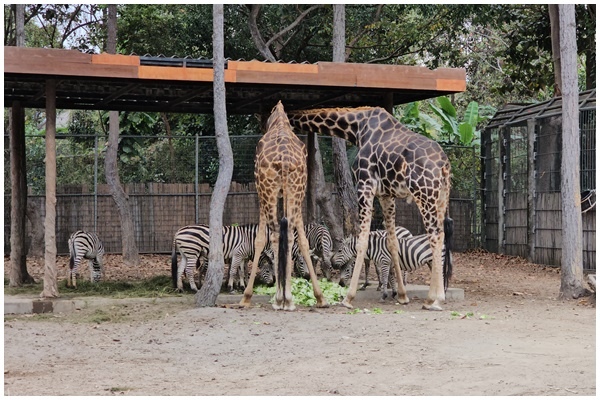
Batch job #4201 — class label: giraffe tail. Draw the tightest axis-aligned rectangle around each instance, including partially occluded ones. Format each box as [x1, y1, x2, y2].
[443, 217, 454, 291]
[278, 217, 289, 298]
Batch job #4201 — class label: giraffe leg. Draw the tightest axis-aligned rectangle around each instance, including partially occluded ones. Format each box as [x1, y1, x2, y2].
[342, 188, 375, 309]
[282, 221, 296, 311]
[240, 218, 268, 307]
[380, 196, 409, 304]
[295, 220, 328, 308]
[418, 196, 448, 311]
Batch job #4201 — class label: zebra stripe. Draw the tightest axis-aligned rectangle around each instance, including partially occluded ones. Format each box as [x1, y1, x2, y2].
[67, 230, 105, 288]
[171, 224, 274, 292]
[292, 223, 334, 280]
[338, 218, 454, 300]
[332, 226, 412, 300]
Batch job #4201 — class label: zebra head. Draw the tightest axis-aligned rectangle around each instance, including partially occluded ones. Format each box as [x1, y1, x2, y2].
[331, 236, 355, 270]
[337, 257, 356, 287]
[257, 247, 275, 285]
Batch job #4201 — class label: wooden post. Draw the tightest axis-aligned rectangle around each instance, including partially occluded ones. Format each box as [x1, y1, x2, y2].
[41, 79, 59, 298]
[527, 119, 537, 262]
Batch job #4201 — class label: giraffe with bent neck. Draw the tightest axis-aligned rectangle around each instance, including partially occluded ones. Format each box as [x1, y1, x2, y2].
[241, 101, 328, 311]
[288, 106, 451, 311]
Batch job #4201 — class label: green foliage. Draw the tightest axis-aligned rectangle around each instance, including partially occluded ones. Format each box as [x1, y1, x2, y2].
[253, 278, 348, 307]
[428, 96, 495, 146]
[3, 275, 177, 298]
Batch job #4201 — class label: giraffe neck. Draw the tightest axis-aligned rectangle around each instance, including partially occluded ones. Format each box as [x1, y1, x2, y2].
[287, 107, 379, 145]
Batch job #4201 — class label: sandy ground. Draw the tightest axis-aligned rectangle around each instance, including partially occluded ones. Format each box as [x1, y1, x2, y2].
[3, 250, 596, 396]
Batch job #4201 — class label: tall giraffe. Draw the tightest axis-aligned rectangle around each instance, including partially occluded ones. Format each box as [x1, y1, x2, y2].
[287, 106, 452, 311]
[240, 101, 328, 311]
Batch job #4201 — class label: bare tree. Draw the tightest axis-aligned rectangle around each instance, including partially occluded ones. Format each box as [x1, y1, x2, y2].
[9, 102, 34, 287]
[9, 4, 35, 287]
[331, 4, 359, 238]
[246, 5, 323, 61]
[196, 4, 233, 307]
[548, 4, 562, 97]
[557, 4, 586, 299]
[105, 4, 140, 266]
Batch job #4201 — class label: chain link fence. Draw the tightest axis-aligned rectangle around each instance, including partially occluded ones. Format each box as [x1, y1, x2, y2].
[5, 131, 480, 255]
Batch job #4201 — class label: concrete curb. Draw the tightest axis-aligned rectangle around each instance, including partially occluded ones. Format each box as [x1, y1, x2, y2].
[4, 285, 463, 315]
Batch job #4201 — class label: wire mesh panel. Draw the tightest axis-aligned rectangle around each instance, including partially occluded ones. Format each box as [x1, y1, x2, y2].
[482, 90, 596, 272]
[504, 125, 529, 258]
[482, 127, 500, 253]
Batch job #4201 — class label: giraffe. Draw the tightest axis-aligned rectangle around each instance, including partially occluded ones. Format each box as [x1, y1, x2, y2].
[240, 101, 328, 311]
[287, 106, 452, 311]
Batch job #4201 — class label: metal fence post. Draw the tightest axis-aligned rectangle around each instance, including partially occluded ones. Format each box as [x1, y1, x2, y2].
[94, 132, 98, 233]
[527, 119, 537, 262]
[195, 132, 199, 224]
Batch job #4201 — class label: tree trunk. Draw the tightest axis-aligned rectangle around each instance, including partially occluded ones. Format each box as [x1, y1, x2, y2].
[15, 4, 24, 47]
[584, 4, 595, 90]
[105, 4, 140, 266]
[41, 80, 59, 298]
[160, 113, 176, 181]
[106, 112, 140, 266]
[548, 4, 562, 97]
[9, 102, 34, 286]
[558, 4, 586, 299]
[196, 4, 232, 307]
[331, 4, 359, 238]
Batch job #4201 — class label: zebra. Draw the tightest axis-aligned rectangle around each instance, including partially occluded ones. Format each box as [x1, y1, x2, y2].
[171, 224, 274, 293]
[67, 230, 105, 288]
[331, 226, 413, 301]
[291, 223, 334, 281]
[337, 218, 454, 301]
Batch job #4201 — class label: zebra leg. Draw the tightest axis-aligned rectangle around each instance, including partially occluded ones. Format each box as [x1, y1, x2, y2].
[378, 260, 391, 301]
[229, 255, 243, 294]
[360, 260, 371, 290]
[342, 188, 374, 309]
[379, 195, 409, 304]
[91, 259, 102, 283]
[186, 258, 199, 292]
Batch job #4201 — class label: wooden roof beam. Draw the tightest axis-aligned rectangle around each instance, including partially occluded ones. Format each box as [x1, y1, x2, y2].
[96, 83, 139, 107]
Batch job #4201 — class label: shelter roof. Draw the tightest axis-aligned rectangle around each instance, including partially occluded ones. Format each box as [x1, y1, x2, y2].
[4, 47, 466, 114]
[485, 89, 596, 129]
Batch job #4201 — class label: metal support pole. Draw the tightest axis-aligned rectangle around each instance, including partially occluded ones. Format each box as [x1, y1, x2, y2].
[94, 133, 98, 233]
[195, 133, 199, 224]
[527, 119, 537, 262]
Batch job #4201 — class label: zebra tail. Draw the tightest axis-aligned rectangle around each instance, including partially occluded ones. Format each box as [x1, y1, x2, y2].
[171, 242, 178, 289]
[443, 217, 454, 291]
[68, 239, 75, 271]
[278, 217, 288, 298]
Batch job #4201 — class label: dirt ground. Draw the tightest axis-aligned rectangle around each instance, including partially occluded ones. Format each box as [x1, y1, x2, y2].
[3, 250, 596, 396]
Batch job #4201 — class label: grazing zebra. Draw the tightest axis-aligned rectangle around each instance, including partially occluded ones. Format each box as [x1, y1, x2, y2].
[171, 224, 273, 293]
[67, 230, 105, 288]
[337, 218, 454, 301]
[332, 226, 412, 300]
[292, 223, 334, 281]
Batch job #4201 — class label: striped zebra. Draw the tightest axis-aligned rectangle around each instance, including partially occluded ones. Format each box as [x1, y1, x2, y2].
[171, 224, 274, 293]
[67, 230, 105, 288]
[332, 226, 412, 301]
[337, 218, 454, 301]
[292, 223, 334, 281]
